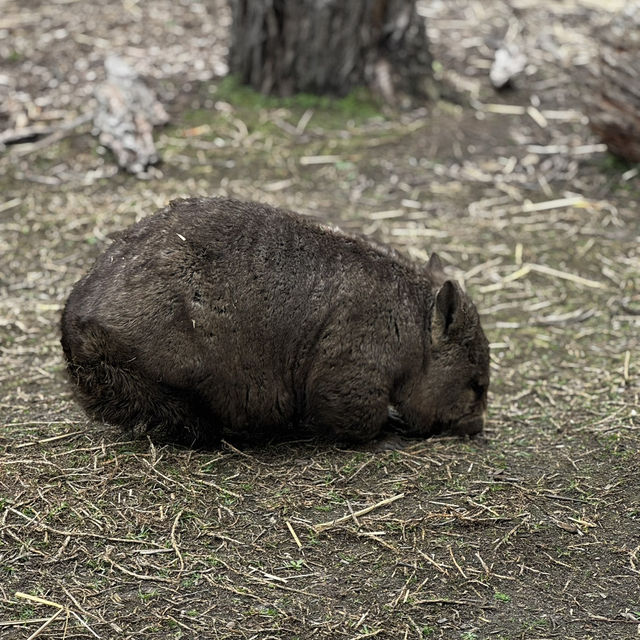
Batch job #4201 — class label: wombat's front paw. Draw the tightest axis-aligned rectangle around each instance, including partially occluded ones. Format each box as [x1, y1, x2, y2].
[367, 434, 418, 452]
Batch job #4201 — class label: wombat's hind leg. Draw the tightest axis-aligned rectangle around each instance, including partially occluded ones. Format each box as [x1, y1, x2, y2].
[62, 320, 219, 445]
[69, 358, 217, 445]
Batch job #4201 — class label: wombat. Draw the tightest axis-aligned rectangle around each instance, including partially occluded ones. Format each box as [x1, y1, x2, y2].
[61, 197, 490, 447]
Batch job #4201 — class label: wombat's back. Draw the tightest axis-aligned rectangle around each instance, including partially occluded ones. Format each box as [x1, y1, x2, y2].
[61, 197, 431, 444]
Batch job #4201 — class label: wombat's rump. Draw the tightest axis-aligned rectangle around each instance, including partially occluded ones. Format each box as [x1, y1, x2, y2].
[61, 197, 489, 446]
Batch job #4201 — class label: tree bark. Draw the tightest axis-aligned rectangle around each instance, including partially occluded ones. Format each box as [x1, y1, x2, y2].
[585, 1, 640, 162]
[228, 0, 434, 103]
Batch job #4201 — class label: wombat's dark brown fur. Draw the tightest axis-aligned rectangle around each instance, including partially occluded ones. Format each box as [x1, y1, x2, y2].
[61, 197, 489, 446]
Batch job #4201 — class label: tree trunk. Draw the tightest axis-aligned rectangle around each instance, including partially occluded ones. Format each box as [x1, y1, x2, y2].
[228, 0, 434, 104]
[585, 1, 640, 162]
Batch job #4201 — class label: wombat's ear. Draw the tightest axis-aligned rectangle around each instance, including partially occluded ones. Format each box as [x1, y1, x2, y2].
[427, 252, 447, 286]
[431, 280, 463, 344]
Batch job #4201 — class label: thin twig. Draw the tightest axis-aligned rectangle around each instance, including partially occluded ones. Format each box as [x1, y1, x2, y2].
[7, 113, 94, 158]
[313, 493, 405, 532]
[171, 510, 185, 572]
[286, 520, 302, 549]
[25, 608, 64, 640]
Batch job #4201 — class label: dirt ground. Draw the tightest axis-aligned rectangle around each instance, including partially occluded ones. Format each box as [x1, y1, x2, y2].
[1, 1, 639, 639]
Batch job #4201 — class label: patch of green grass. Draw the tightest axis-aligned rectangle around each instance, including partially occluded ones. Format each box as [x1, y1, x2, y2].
[341, 452, 368, 474]
[215, 75, 383, 124]
[47, 502, 70, 519]
[522, 617, 548, 631]
[19, 606, 35, 620]
[338, 552, 356, 564]
[206, 554, 222, 567]
[138, 589, 159, 602]
[173, 74, 386, 142]
[494, 591, 511, 602]
[250, 606, 279, 617]
[127, 527, 151, 541]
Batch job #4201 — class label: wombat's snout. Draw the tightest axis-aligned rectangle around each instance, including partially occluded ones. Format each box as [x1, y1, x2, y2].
[455, 413, 485, 437]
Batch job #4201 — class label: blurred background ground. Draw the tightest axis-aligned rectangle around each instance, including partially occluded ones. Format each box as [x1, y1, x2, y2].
[0, 1, 639, 639]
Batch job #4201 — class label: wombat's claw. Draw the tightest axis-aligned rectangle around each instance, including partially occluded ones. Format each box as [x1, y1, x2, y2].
[368, 434, 417, 452]
[466, 432, 488, 445]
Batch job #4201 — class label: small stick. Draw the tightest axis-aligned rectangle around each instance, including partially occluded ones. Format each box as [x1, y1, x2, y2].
[412, 597, 484, 606]
[69, 611, 100, 638]
[357, 531, 397, 551]
[15, 592, 64, 610]
[521, 196, 586, 213]
[195, 475, 243, 500]
[0, 197, 21, 213]
[8, 113, 93, 158]
[448, 545, 468, 579]
[220, 439, 254, 460]
[481, 103, 526, 115]
[529, 263, 606, 290]
[15, 431, 83, 449]
[286, 520, 302, 549]
[623, 350, 631, 384]
[25, 608, 64, 640]
[8, 507, 167, 547]
[514, 242, 523, 266]
[170, 510, 185, 571]
[58, 584, 102, 628]
[104, 555, 173, 583]
[299, 154, 342, 165]
[347, 500, 361, 527]
[313, 493, 405, 532]
[0, 124, 55, 145]
[527, 105, 548, 128]
[475, 551, 491, 576]
[295, 109, 314, 135]
[416, 549, 448, 574]
[7, 420, 83, 426]
[629, 545, 639, 574]
[482, 262, 606, 292]
[0, 619, 53, 627]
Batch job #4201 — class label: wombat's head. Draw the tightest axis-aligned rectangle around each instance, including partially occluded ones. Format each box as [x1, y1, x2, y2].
[400, 278, 490, 438]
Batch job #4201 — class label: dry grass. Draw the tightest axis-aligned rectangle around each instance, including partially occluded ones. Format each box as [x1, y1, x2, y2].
[1, 1, 639, 639]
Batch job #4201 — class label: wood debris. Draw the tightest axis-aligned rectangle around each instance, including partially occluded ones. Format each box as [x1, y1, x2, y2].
[490, 44, 528, 89]
[93, 55, 169, 174]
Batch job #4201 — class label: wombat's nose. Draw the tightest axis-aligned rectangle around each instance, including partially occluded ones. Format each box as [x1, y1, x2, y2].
[456, 414, 485, 436]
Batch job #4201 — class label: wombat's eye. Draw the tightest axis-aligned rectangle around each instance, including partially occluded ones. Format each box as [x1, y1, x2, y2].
[471, 381, 486, 397]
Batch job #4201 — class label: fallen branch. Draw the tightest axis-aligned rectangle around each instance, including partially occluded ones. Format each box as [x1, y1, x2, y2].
[313, 493, 405, 532]
[6, 113, 94, 158]
[0, 124, 56, 147]
[14, 430, 84, 449]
